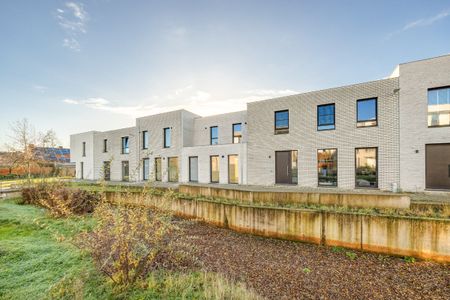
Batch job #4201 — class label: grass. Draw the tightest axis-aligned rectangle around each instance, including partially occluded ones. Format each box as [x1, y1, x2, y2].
[0, 198, 259, 300]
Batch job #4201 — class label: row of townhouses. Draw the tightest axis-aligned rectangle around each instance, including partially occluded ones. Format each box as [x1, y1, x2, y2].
[71, 54, 450, 192]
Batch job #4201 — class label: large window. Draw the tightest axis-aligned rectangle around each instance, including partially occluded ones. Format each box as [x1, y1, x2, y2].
[143, 158, 149, 181]
[428, 86, 450, 127]
[82, 142, 86, 157]
[210, 155, 220, 183]
[274, 110, 289, 134]
[210, 126, 218, 145]
[155, 158, 162, 181]
[318, 149, 337, 186]
[122, 161, 129, 182]
[317, 104, 335, 130]
[103, 139, 108, 153]
[232, 123, 242, 143]
[228, 155, 239, 184]
[357, 98, 377, 127]
[163, 128, 171, 148]
[121, 136, 129, 154]
[142, 131, 149, 149]
[355, 148, 378, 188]
[168, 157, 179, 182]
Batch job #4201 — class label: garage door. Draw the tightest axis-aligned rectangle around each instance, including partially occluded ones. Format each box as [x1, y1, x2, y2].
[426, 144, 450, 189]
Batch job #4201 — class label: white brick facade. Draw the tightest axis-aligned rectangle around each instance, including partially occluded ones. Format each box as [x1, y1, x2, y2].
[70, 54, 450, 192]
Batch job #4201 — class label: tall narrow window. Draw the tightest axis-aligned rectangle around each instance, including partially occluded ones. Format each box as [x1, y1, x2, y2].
[274, 110, 289, 134]
[122, 161, 129, 181]
[357, 98, 377, 127]
[228, 155, 239, 184]
[82, 142, 86, 157]
[142, 131, 149, 149]
[103, 161, 110, 181]
[103, 139, 108, 153]
[80, 162, 84, 179]
[210, 126, 218, 145]
[428, 86, 450, 127]
[232, 123, 242, 143]
[164, 128, 171, 148]
[155, 157, 162, 181]
[318, 149, 337, 186]
[210, 155, 220, 183]
[143, 158, 149, 181]
[121, 136, 129, 154]
[317, 104, 335, 130]
[189, 156, 198, 182]
[355, 148, 378, 188]
[168, 157, 179, 182]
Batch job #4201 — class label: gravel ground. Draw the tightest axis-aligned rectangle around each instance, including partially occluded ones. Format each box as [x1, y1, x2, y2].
[175, 220, 450, 300]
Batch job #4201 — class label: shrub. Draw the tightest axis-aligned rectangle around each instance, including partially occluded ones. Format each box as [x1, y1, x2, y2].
[20, 182, 100, 217]
[79, 193, 179, 289]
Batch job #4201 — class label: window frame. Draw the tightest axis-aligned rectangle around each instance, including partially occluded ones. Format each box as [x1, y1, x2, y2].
[317, 148, 338, 187]
[355, 147, 378, 189]
[142, 158, 149, 181]
[210, 126, 218, 145]
[121, 136, 129, 154]
[317, 103, 336, 131]
[274, 110, 289, 134]
[356, 98, 378, 128]
[82, 142, 86, 157]
[188, 156, 198, 182]
[142, 131, 149, 149]
[121, 160, 130, 182]
[210, 155, 220, 183]
[163, 128, 171, 148]
[103, 139, 108, 153]
[228, 154, 239, 184]
[168, 156, 179, 182]
[154, 157, 162, 181]
[427, 85, 450, 128]
[232, 123, 242, 144]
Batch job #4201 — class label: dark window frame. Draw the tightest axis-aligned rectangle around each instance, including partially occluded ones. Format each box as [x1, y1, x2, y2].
[142, 131, 149, 149]
[121, 136, 130, 154]
[188, 156, 198, 182]
[228, 154, 239, 184]
[232, 123, 242, 144]
[274, 110, 289, 134]
[317, 148, 338, 187]
[163, 128, 171, 148]
[210, 126, 218, 145]
[210, 155, 220, 183]
[317, 103, 336, 131]
[356, 98, 378, 128]
[427, 86, 450, 128]
[355, 147, 378, 189]
[103, 139, 108, 153]
[142, 158, 149, 181]
[82, 142, 86, 157]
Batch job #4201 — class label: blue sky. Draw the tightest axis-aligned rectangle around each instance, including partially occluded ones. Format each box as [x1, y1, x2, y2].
[1, 0, 450, 149]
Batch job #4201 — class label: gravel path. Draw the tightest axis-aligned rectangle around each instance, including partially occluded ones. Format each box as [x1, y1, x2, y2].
[176, 220, 450, 300]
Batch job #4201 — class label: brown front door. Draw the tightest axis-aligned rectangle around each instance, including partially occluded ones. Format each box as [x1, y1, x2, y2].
[276, 151, 292, 184]
[426, 144, 450, 189]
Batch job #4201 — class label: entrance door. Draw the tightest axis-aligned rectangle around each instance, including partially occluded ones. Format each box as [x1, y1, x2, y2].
[189, 156, 198, 182]
[426, 144, 450, 189]
[276, 151, 292, 184]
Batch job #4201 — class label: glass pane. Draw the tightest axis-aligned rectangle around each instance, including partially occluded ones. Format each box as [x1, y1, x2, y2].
[233, 124, 242, 143]
[168, 157, 178, 182]
[275, 111, 289, 129]
[143, 159, 149, 180]
[211, 127, 218, 145]
[318, 149, 337, 186]
[228, 155, 239, 184]
[356, 148, 377, 188]
[164, 128, 171, 147]
[210, 156, 220, 183]
[428, 87, 450, 127]
[189, 157, 198, 182]
[155, 158, 161, 181]
[291, 150, 298, 184]
[143, 131, 149, 149]
[122, 161, 129, 181]
[357, 99, 377, 122]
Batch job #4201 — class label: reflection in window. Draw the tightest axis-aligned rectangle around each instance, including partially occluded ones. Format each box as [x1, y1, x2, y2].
[121, 137, 129, 154]
[155, 158, 161, 181]
[228, 155, 239, 184]
[428, 87, 450, 127]
[232, 123, 242, 143]
[356, 148, 377, 188]
[357, 98, 377, 127]
[142, 131, 149, 149]
[318, 104, 335, 130]
[291, 150, 298, 184]
[275, 110, 289, 134]
[318, 149, 337, 186]
[143, 158, 149, 181]
[168, 157, 178, 182]
[210, 155, 220, 183]
[210, 126, 218, 145]
[164, 128, 171, 148]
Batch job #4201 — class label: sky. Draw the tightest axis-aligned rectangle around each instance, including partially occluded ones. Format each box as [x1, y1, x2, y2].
[1, 0, 450, 149]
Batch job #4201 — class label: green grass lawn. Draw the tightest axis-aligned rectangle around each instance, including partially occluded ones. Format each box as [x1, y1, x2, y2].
[0, 199, 258, 300]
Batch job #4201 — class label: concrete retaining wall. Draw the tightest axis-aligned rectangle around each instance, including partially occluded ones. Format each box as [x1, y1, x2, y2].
[178, 185, 411, 209]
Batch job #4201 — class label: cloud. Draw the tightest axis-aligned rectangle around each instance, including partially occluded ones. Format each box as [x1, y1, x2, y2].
[32, 84, 48, 93]
[61, 88, 298, 118]
[387, 9, 450, 39]
[56, 2, 88, 51]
